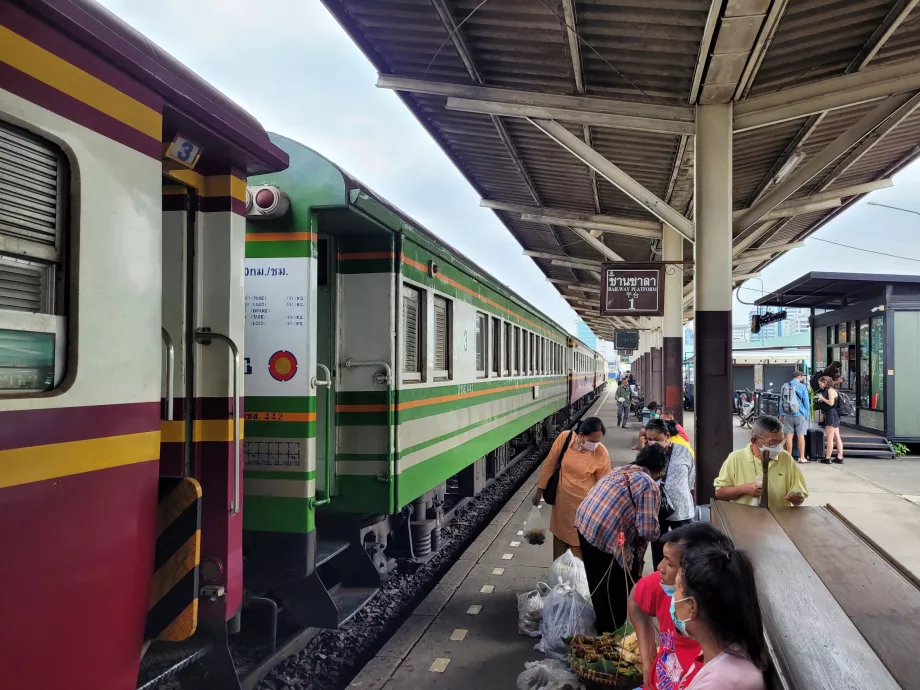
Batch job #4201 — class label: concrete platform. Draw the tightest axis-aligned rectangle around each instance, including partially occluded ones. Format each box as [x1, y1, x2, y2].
[349, 391, 920, 690]
[346, 472, 553, 690]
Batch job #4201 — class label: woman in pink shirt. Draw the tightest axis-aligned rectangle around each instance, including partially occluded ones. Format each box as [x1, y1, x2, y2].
[671, 547, 766, 690]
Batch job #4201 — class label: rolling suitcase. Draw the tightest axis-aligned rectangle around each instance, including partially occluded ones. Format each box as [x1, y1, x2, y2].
[806, 428, 825, 461]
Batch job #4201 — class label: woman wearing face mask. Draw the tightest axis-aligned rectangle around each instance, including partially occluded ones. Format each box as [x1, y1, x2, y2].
[628, 523, 734, 690]
[533, 417, 611, 560]
[574, 444, 668, 633]
[672, 546, 766, 689]
[645, 420, 696, 571]
[714, 415, 808, 508]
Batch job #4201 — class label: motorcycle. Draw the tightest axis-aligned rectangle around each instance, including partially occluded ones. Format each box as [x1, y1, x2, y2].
[738, 391, 755, 428]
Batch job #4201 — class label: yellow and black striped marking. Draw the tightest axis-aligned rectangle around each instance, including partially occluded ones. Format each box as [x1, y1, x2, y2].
[145, 476, 202, 641]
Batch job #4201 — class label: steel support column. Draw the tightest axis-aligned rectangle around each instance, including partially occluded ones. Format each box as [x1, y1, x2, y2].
[694, 104, 733, 505]
[663, 226, 684, 425]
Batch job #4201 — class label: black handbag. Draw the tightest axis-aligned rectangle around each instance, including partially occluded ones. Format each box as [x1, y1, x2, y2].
[542, 431, 574, 506]
[658, 446, 676, 521]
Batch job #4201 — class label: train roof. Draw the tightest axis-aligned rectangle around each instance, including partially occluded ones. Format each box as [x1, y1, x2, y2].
[21, 0, 288, 175]
[257, 133, 606, 354]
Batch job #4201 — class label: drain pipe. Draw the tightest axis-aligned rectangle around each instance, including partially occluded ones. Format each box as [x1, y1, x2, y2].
[344, 359, 394, 498]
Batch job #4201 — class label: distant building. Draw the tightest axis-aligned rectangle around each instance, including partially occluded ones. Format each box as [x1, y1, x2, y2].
[782, 309, 811, 336]
[575, 318, 598, 350]
[732, 326, 749, 343]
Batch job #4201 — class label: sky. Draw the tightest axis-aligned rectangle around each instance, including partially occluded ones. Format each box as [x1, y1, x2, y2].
[98, 0, 920, 336]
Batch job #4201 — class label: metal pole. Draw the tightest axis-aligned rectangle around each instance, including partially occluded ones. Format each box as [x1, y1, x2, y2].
[663, 227, 684, 425]
[694, 103, 734, 505]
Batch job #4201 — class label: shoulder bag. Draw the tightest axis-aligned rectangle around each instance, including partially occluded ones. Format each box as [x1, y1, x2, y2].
[542, 430, 575, 506]
[657, 446, 676, 521]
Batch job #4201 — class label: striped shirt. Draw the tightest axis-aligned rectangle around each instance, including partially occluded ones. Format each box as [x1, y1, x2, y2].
[575, 465, 661, 571]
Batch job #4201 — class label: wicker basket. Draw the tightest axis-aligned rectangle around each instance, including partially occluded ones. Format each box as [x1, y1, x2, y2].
[568, 653, 640, 690]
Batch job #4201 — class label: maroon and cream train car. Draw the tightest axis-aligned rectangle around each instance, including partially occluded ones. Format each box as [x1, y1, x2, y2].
[567, 336, 606, 407]
[0, 2, 287, 689]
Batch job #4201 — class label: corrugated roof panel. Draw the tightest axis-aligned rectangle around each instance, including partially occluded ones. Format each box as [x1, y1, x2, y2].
[749, 0, 893, 95]
[732, 119, 806, 207]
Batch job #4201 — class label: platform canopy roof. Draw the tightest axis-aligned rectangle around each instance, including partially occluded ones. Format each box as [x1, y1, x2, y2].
[756, 270, 920, 308]
[320, 0, 920, 339]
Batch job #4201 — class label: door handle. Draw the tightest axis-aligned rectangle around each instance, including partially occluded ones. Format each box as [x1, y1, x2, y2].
[195, 329, 241, 515]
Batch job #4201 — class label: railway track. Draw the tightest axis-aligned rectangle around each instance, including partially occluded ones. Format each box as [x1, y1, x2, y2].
[235, 407, 595, 690]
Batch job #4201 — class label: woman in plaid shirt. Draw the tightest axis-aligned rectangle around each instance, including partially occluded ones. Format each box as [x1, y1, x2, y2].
[575, 444, 668, 633]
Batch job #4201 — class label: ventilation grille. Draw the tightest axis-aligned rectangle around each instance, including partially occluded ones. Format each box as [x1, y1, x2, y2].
[403, 285, 420, 374]
[0, 124, 61, 250]
[0, 260, 44, 312]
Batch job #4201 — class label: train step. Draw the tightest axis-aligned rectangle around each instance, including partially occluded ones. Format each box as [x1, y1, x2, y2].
[136, 638, 212, 690]
[276, 539, 380, 629]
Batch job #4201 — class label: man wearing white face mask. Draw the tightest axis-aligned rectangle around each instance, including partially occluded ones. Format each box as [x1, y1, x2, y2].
[713, 416, 808, 508]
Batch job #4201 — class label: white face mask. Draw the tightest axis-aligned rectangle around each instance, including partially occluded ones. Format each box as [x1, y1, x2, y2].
[759, 441, 785, 456]
[582, 440, 600, 452]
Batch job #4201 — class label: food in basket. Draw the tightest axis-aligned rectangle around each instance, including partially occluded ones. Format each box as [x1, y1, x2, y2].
[564, 630, 646, 681]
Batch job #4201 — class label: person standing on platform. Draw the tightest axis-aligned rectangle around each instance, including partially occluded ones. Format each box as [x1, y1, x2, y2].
[628, 523, 735, 690]
[675, 547, 766, 689]
[645, 420, 696, 571]
[575, 444, 668, 633]
[615, 379, 632, 429]
[713, 416, 808, 508]
[533, 417, 611, 560]
[816, 376, 844, 464]
[781, 371, 810, 464]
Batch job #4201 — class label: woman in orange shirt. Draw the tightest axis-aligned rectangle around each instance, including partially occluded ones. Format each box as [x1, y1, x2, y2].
[532, 417, 611, 560]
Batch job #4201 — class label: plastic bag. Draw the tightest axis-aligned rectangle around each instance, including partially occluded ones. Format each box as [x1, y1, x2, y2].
[517, 582, 550, 637]
[515, 659, 583, 690]
[523, 505, 548, 545]
[535, 584, 596, 661]
[547, 549, 590, 599]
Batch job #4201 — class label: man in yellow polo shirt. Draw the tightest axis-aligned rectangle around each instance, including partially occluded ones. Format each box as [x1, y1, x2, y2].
[714, 415, 808, 507]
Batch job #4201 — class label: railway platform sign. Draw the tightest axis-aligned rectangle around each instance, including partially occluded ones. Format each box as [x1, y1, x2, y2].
[601, 263, 665, 317]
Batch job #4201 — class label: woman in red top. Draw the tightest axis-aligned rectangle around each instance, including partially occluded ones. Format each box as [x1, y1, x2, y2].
[628, 523, 734, 690]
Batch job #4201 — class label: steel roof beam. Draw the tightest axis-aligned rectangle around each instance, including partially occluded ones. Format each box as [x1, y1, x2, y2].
[482, 200, 661, 231]
[529, 118, 696, 242]
[571, 227, 625, 262]
[734, 0, 791, 100]
[846, 0, 920, 73]
[445, 97, 696, 136]
[376, 75, 696, 123]
[733, 93, 915, 235]
[552, 258, 606, 271]
[524, 250, 601, 267]
[522, 213, 662, 239]
[733, 57, 920, 131]
[733, 199, 841, 221]
[733, 242, 806, 264]
[689, 0, 723, 104]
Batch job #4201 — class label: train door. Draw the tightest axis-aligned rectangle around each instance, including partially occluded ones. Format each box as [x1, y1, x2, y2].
[316, 234, 337, 499]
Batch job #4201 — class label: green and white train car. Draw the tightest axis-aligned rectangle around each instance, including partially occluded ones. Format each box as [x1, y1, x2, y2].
[242, 134, 606, 627]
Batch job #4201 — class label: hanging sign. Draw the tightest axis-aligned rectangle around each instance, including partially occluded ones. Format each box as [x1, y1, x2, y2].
[614, 330, 639, 351]
[601, 263, 665, 317]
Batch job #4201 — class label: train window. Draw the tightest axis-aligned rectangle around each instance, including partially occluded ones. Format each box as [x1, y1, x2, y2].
[503, 322, 512, 376]
[531, 333, 536, 374]
[522, 330, 529, 376]
[491, 317, 501, 376]
[513, 326, 521, 375]
[475, 312, 487, 378]
[316, 238, 329, 287]
[0, 121, 68, 393]
[433, 295, 451, 381]
[402, 284, 424, 382]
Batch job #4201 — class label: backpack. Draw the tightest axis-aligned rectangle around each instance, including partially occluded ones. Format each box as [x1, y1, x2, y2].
[836, 390, 855, 416]
[781, 382, 799, 415]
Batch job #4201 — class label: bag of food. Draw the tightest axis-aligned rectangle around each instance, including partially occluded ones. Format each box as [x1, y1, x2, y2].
[517, 582, 550, 637]
[535, 584, 596, 661]
[547, 549, 590, 599]
[523, 505, 548, 545]
[515, 659, 583, 690]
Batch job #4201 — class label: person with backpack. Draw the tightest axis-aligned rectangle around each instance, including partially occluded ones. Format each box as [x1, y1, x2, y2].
[816, 376, 849, 464]
[532, 417, 611, 559]
[781, 371, 810, 464]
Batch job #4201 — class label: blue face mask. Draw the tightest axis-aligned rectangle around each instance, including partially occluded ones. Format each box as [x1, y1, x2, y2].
[669, 596, 692, 637]
[660, 582, 676, 597]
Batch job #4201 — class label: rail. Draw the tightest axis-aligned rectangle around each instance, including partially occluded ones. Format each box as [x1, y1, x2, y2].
[311, 363, 334, 508]
[195, 329, 241, 515]
[161, 327, 175, 421]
